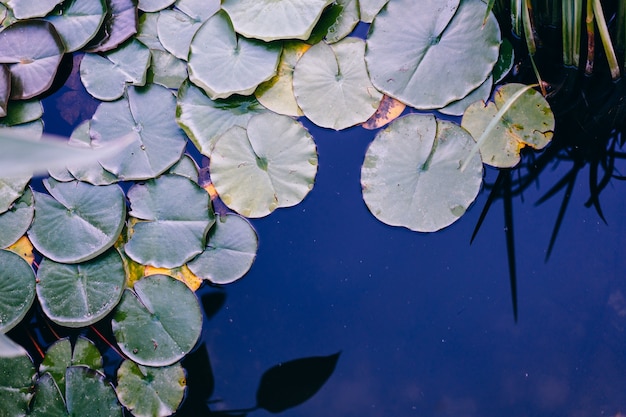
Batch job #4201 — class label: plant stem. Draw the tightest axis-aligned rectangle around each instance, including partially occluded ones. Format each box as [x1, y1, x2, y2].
[511, 0, 523, 37]
[562, 0, 582, 67]
[585, 0, 595, 75]
[592, 0, 621, 80]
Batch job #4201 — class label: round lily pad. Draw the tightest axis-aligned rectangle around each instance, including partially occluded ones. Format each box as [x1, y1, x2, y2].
[90, 84, 187, 180]
[187, 10, 281, 99]
[116, 360, 186, 417]
[461, 83, 555, 168]
[125, 174, 214, 268]
[0, 20, 65, 100]
[361, 114, 483, 232]
[36, 249, 126, 327]
[65, 366, 122, 417]
[0, 174, 29, 214]
[0, 187, 33, 248]
[111, 274, 203, 367]
[44, 0, 107, 52]
[28, 179, 126, 263]
[29, 372, 67, 417]
[188, 213, 258, 284]
[0, 249, 36, 333]
[65, 121, 119, 186]
[0, 333, 36, 416]
[85, 0, 138, 53]
[221, 0, 333, 41]
[210, 112, 318, 218]
[176, 79, 268, 157]
[3, 0, 63, 19]
[293, 37, 382, 130]
[365, 0, 501, 109]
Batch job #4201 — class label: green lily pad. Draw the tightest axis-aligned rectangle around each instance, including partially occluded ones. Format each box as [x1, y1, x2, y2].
[157, 0, 219, 61]
[493, 38, 514, 83]
[65, 366, 122, 417]
[461, 83, 555, 168]
[188, 213, 258, 284]
[90, 84, 187, 180]
[138, 0, 175, 12]
[148, 49, 188, 89]
[221, 0, 333, 41]
[29, 373, 67, 417]
[0, 249, 36, 333]
[169, 154, 199, 182]
[0, 174, 29, 214]
[3, 0, 62, 19]
[293, 37, 382, 130]
[365, 0, 501, 109]
[0, 20, 65, 100]
[361, 114, 483, 232]
[0, 99, 42, 126]
[0, 333, 35, 416]
[28, 179, 126, 263]
[359, 0, 388, 23]
[176, 79, 268, 157]
[125, 174, 214, 268]
[0, 64, 8, 117]
[44, 0, 107, 52]
[115, 360, 186, 417]
[255, 41, 309, 117]
[39, 337, 104, 396]
[86, 0, 138, 53]
[308, 0, 359, 44]
[0, 187, 33, 248]
[36, 249, 126, 327]
[65, 121, 119, 185]
[136, 12, 165, 50]
[112, 274, 203, 366]
[187, 10, 281, 99]
[210, 112, 318, 218]
[439, 75, 493, 117]
[80, 38, 150, 101]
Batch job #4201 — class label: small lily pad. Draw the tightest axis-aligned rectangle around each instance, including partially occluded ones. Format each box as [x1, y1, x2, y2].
[0, 333, 36, 416]
[188, 213, 258, 284]
[0, 249, 36, 333]
[148, 49, 188, 89]
[0, 187, 34, 248]
[65, 366, 122, 417]
[116, 360, 186, 417]
[112, 274, 203, 366]
[65, 121, 119, 185]
[210, 112, 318, 218]
[0, 174, 29, 214]
[28, 372, 67, 417]
[361, 114, 483, 232]
[86, 0, 138, 53]
[44, 0, 107, 52]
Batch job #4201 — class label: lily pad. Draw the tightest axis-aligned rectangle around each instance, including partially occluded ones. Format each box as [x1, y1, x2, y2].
[65, 366, 122, 417]
[187, 10, 281, 99]
[493, 38, 514, 84]
[3, 0, 62, 19]
[188, 213, 258, 284]
[28, 179, 126, 263]
[0, 99, 42, 126]
[80, 38, 150, 101]
[0, 333, 35, 416]
[309, 0, 359, 44]
[362, 95, 406, 130]
[136, 12, 165, 51]
[255, 41, 310, 117]
[138, 0, 175, 12]
[294, 37, 382, 130]
[0, 187, 34, 248]
[176, 79, 268, 157]
[29, 372, 67, 417]
[65, 121, 119, 185]
[0, 249, 36, 333]
[461, 83, 555, 168]
[0, 64, 8, 117]
[148, 49, 188, 89]
[0, 174, 29, 214]
[111, 274, 203, 366]
[168, 154, 199, 182]
[44, 0, 107, 52]
[0, 20, 65, 100]
[36, 249, 126, 327]
[439, 75, 493, 117]
[365, 0, 501, 109]
[90, 84, 187, 180]
[125, 174, 214, 268]
[116, 360, 186, 417]
[359, 0, 388, 23]
[222, 0, 333, 41]
[361, 114, 483, 232]
[86, 0, 138, 53]
[210, 112, 318, 218]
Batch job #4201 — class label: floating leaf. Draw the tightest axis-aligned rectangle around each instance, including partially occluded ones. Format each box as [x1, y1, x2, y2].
[439, 75, 493, 117]
[28, 179, 126, 263]
[210, 112, 318, 218]
[0, 249, 36, 333]
[3, 0, 62, 19]
[255, 41, 310, 117]
[310, 0, 359, 44]
[0, 333, 36, 415]
[138, 0, 175, 12]
[168, 154, 199, 182]
[36, 249, 126, 327]
[294, 37, 382, 130]
[0, 174, 29, 214]
[90, 84, 187, 180]
[361, 95, 405, 129]
[176, 79, 268, 157]
[187, 11, 281, 99]
[0, 187, 33, 249]
[0, 64, 8, 117]
[112, 274, 203, 366]
[125, 174, 214, 268]
[493, 38, 514, 84]
[29, 373, 67, 417]
[80, 38, 150, 101]
[365, 0, 501, 109]
[144, 264, 203, 291]
[461, 83, 555, 168]
[221, 0, 333, 42]
[0, 20, 65, 100]
[256, 352, 340, 413]
[188, 213, 258, 285]
[86, 0, 138, 53]
[148, 49, 188, 90]
[0, 99, 42, 126]
[136, 12, 165, 51]
[359, 0, 388, 23]
[65, 121, 119, 185]
[7, 235, 34, 265]
[116, 360, 186, 417]
[44, 0, 107, 52]
[65, 366, 122, 417]
[361, 114, 483, 232]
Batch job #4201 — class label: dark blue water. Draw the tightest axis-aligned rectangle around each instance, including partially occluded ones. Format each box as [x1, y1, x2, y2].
[40, 65, 626, 417]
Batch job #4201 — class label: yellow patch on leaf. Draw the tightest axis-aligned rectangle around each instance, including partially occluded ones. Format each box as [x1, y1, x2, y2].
[362, 95, 406, 130]
[203, 182, 219, 201]
[145, 265, 203, 291]
[7, 236, 34, 265]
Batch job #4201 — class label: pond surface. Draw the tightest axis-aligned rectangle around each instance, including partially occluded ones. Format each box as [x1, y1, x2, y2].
[35, 78, 626, 416]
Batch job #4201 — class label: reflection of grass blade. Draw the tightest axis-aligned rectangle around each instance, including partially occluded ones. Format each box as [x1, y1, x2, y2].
[461, 84, 538, 171]
[0, 131, 134, 177]
[502, 170, 518, 322]
[541, 167, 579, 262]
[470, 169, 506, 244]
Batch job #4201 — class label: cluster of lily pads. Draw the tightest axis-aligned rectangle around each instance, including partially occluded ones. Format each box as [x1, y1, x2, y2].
[0, 0, 556, 415]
